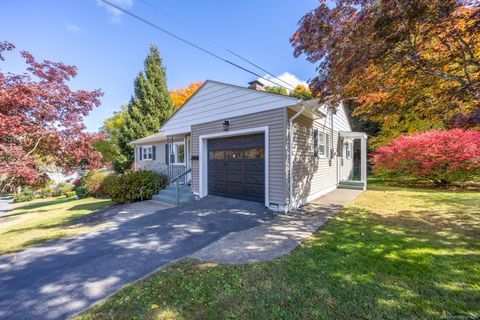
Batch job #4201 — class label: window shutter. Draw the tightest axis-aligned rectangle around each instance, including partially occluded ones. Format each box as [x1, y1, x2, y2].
[165, 144, 169, 164]
[313, 129, 318, 157]
[152, 145, 156, 161]
[139, 147, 143, 161]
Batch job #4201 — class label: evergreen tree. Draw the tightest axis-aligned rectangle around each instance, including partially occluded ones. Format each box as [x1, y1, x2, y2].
[118, 45, 174, 163]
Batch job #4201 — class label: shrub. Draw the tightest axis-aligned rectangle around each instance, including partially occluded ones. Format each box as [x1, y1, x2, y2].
[37, 185, 55, 198]
[75, 186, 88, 199]
[108, 170, 168, 204]
[83, 170, 109, 197]
[103, 173, 119, 196]
[56, 182, 73, 196]
[65, 191, 76, 198]
[371, 129, 480, 185]
[13, 187, 35, 203]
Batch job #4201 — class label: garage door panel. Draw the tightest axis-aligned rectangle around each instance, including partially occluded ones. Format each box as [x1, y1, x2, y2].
[245, 187, 264, 198]
[226, 173, 244, 183]
[225, 161, 243, 171]
[209, 183, 226, 194]
[245, 174, 264, 185]
[244, 161, 264, 171]
[208, 133, 265, 203]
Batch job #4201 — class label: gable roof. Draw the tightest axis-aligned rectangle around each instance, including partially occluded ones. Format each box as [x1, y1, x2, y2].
[160, 80, 300, 136]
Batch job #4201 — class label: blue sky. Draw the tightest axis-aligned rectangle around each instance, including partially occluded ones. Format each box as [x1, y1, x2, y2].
[1, 0, 319, 132]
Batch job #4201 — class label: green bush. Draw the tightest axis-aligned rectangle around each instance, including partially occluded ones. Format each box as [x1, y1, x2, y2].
[103, 174, 119, 196]
[75, 186, 88, 199]
[56, 182, 73, 196]
[65, 191, 76, 198]
[108, 170, 167, 204]
[83, 170, 109, 197]
[13, 187, 35, 203]
[36, 180, 55, 198]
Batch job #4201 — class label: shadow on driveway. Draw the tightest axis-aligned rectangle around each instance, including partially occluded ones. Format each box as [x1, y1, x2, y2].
[0, 196, 274, 320]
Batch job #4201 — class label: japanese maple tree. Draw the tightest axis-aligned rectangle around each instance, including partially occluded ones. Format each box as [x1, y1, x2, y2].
[0, 41, 104, 190]
[291, 0, 480, 145]
[371, 129, 480, 184]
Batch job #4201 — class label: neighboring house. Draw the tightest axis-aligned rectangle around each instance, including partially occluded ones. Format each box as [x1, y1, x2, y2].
[131, 80, 367, 212]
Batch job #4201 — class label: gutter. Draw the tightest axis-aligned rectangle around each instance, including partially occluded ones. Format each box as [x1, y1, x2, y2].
[288, 103, 306, 210]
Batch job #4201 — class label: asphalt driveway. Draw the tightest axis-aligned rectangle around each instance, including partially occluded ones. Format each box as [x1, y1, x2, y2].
[0, 196, 274, 320]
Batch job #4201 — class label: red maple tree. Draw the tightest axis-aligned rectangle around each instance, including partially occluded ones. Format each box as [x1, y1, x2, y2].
[0, 41, 104, 190]
[371, 129, 480, 184]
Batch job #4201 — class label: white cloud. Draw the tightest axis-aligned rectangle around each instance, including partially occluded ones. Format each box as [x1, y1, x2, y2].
[258, 72, 309, 91]
[65, 22, 80, 32]
[97, 0, 134, 23]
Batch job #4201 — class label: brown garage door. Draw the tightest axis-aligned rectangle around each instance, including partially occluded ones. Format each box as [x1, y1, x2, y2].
[208, 133, 265, 203]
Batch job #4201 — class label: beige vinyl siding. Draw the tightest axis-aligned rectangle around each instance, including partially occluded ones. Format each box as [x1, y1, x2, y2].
[288, 109, 339, 202]
[191, 108, 287, 205]
[161, 81, 298, 136]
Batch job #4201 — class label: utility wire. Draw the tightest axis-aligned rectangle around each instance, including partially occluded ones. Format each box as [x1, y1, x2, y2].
[100, 0, 294, 91]
[137, 0, 295, 90]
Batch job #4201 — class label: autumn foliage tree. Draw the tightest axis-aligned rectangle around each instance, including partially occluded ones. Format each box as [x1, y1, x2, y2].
[371, 129, 480, 184]
[292, 0, 480, 145]
[170, 81, 204, 109]
[0, 41, 104, 191]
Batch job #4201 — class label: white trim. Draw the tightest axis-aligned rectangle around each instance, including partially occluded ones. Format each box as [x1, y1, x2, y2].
[142, 145, 153, 161]
[199, 126, 269, 207]
[290, 184, 337, 209]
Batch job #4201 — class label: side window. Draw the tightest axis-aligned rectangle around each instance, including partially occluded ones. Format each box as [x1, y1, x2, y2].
[318, 132, 326, 157]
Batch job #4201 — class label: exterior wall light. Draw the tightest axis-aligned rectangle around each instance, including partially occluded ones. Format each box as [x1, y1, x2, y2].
[223, 120, 230, 131]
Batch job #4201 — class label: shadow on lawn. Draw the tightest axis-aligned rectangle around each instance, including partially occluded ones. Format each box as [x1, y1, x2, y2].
[91, 205, 480, 320]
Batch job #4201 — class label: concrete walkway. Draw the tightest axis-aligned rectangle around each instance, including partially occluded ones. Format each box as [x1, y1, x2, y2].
[192, 189, 363, 264]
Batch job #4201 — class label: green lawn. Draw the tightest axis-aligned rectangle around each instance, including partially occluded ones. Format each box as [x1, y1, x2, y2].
[0, 196, 112, 255]
[76, 181, 480, 320]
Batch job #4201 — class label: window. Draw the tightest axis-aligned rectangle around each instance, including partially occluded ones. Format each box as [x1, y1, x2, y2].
[169, 142, 185, 165]
[141, 146, 153, 161]
[346, 142, 352, 159]
[318, 132, 327, 157]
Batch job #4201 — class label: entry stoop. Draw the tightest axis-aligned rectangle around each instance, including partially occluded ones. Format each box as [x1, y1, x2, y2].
[152, 184, 195, 206]
[337, 180, 366, 190]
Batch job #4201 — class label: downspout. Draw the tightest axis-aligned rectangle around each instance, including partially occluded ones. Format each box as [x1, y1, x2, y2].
[288, 104, 306, 210]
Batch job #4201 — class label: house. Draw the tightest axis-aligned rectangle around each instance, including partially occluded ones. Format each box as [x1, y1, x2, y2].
[131, 80, 367, 212]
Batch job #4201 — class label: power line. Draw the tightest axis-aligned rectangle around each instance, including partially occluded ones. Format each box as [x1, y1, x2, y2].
[100, 0, 294, 91]
[137, 0, 296, 90]
[133, 1, 297, 90]
[224, 49, 296, 89]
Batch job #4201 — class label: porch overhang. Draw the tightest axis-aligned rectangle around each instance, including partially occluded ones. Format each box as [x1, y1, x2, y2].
[339, 131, 368, 140]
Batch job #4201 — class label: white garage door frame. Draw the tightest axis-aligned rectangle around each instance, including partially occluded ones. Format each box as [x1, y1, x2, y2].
[198, 126, 269, 207]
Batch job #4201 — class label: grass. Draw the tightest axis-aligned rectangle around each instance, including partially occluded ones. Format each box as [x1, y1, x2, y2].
[76, 180, 480, 320]
[0, 196, 113, 255]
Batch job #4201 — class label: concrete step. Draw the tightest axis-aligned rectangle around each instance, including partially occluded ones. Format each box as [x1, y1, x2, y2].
[153, 184, 195, 205]
[338, 182, 365, 190]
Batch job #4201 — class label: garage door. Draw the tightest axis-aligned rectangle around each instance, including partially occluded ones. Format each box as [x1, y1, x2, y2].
[208, 133, 265, 203]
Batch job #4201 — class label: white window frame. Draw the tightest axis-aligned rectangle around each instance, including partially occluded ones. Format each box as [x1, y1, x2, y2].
[318, 132, 327, 158]
[142, 145, 153, 161]
[169, 142, 185, 165]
